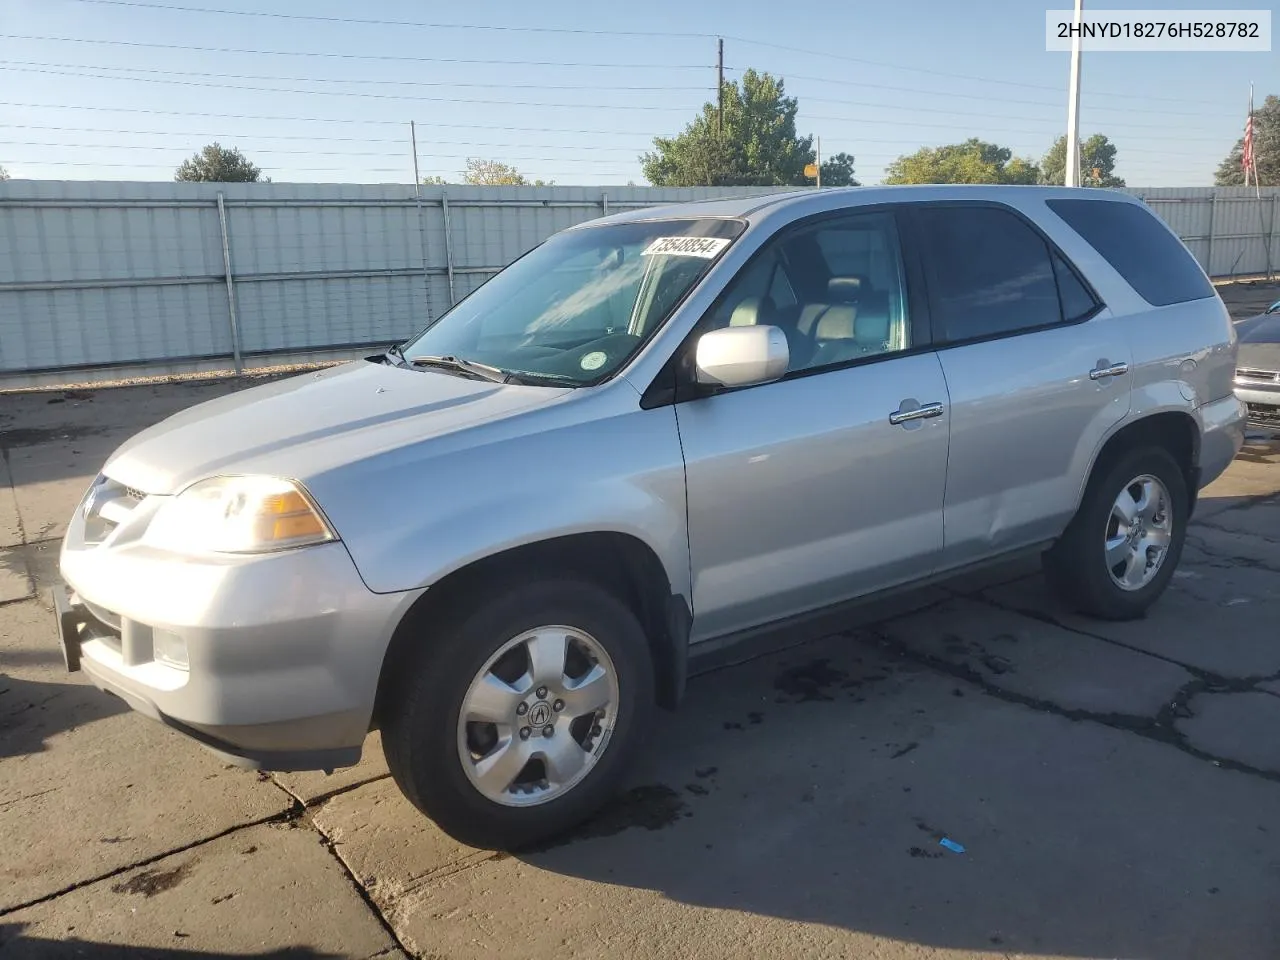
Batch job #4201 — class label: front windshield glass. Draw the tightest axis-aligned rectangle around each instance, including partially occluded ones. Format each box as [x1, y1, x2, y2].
[400, 217, 744, 386]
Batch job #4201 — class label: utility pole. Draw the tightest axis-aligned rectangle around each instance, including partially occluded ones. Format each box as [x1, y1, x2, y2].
[1064, 0, 1084, 187]
[410, 120, 421, 195]
[717, 38, 724, 136]
[816, 136, 822, 189]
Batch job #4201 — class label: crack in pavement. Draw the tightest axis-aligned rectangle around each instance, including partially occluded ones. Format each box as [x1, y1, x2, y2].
[0, 798, 306, 919]
[267, 776, 413, 960]
[1183, 534, 1280, 575]
[0, 788, 57, 811]
[968, 587, 1280, 693]
[862, 623, 1280, 786]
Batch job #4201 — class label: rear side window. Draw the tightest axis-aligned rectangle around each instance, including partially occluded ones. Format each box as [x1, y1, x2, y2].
[1046, 198, 1213, 307]
[915, 205, 1066, 342]
[1053, 251, 1097, 322]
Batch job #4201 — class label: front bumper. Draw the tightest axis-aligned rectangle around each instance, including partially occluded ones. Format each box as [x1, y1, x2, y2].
[1233, 382, 1280, 433]
[57, 501, 420, 771]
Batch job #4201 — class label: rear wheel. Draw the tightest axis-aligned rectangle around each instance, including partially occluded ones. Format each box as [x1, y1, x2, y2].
[381, 578, 654, 850]
[1044, 446, 1188, 620]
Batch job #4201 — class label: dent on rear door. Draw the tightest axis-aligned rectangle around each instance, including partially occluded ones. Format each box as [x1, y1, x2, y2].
[938, 319, 1133, 566]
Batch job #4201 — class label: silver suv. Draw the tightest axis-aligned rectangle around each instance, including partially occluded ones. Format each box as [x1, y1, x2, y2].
[54, 186, 1245, 849]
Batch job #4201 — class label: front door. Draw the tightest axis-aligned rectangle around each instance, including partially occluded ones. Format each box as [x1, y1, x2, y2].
[674, 209, 952, 642]
[908, 202, 1132, 569]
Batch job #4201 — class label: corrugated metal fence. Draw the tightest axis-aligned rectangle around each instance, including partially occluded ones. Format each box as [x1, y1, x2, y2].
[1, 181, 1277, 385]
[1133, 186, 1280, 279]
[0, 182, 790, 385]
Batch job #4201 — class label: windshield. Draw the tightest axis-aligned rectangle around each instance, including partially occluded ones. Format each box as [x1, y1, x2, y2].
[399, 218, 744, 386]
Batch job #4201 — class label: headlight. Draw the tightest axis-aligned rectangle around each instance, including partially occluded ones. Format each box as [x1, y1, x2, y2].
[144, 476, 336, 555]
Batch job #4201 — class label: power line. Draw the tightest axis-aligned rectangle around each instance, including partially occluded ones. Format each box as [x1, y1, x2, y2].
[0, 125, 1222, 160]
[0, 66, 704, 110]
[0, 124, 1218, 156]
[53, 0, 1228, 109]
[2, 98, 1231, 146]
[0, 140, 655, 164]
[0, 65, 1229, 139]
[9, 159, 641, 175]
[0, 101, 669, 134]
[0, 34, 714, 69]
[60, 0, 714, 38]
[3, 123, 654, 149]
[3, 60, 709, 93]
[753, 68, 1229, 119]
[722, 36, 1225, 106]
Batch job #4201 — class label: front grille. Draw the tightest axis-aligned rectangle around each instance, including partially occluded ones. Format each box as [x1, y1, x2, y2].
[1246, 403, 1280, 427]
[1236, 367, 1280, 384]
[82, 478, 145, 545]
[82, 598, 122, 632]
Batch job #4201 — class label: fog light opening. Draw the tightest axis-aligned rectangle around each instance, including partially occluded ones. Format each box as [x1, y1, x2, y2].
[152, 630, 189, 671]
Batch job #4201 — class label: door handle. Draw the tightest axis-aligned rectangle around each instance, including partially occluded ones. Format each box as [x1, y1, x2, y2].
[1089, 361, 1129, 381]
[889, 401, 944, 425]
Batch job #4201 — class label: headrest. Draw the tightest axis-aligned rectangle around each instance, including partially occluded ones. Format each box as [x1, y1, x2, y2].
[815, 305, 856, 340]
[855, 310, 891, 345]
[729, 296, 774, 327]
[827, 276, 867, 303]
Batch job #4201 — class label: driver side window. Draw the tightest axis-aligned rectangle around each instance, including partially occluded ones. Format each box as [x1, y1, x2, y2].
[704, 211, 912, 375]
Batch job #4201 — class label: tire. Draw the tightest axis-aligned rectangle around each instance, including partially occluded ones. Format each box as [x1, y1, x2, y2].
[1044, 446, 1189, 621]
[381, 577, 655, 850]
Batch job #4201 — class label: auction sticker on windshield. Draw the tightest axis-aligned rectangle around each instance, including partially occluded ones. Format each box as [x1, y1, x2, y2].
[642, 236, 731, 258]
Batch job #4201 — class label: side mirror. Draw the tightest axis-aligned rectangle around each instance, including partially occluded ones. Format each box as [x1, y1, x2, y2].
[695, 325, 789, 388]
[1266, 300, 1280, 315]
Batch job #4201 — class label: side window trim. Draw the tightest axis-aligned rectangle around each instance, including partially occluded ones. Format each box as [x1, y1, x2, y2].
[638, 203, 936, 409]
[903, 200, 1105, 352]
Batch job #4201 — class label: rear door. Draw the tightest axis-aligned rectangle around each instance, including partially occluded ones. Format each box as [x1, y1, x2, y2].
[907, 202, 1132, 569]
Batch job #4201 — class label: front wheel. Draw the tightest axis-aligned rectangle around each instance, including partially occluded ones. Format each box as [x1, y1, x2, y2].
[1044, 446, 1189, 621]
[381, 578, 654, 850]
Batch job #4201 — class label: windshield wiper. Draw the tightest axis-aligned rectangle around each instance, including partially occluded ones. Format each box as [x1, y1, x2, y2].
[410, 354, 509, 383]
[503, 369, 582, 387]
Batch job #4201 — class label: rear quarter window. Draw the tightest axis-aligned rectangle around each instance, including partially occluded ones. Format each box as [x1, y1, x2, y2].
[1046, 198, 1214, 307]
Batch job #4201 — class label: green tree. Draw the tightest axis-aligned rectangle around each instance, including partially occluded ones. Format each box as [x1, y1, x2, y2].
[1040, 134, 1125, 187]
[1215, 93, 1280, 186]
[462, 158, 553, 186]
[883, 138, 1040, 185]
[174, 143, 264, 182]
[0, 164, 8, 181]
[420, 175, 451, 185]
[641, 69, 858, 187]
[820, 152, 859, 187]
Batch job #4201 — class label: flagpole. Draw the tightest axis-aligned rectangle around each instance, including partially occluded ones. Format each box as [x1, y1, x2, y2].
[1064, 0, 1084, 187]
[1248, 82, 1273, 279]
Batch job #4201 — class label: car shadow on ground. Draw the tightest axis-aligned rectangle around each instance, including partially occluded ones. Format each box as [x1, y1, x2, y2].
[0, 673, 128, 760]
[506, 582, 1279, 960]
[0, 374, 314, 495]
[0, 926, 342, 960]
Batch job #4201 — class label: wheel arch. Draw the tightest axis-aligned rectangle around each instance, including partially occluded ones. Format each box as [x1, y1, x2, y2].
[1080, 410, 1200, 514]
[372, 531, 690, 728]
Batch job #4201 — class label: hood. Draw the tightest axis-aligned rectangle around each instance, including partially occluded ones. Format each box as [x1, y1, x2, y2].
[104, 360, 571, 494]
[1237, 312, 1280, 373]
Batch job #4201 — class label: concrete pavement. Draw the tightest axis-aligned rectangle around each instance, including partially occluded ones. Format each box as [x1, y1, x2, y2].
[2, 366, 1279, 959]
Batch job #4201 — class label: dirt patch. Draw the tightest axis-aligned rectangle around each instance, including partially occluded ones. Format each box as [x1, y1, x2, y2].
[0, 425, 105, 449]
[111, 860, 193, 897]
[527, 785, 687, 850]
[773, 658, 851, 702]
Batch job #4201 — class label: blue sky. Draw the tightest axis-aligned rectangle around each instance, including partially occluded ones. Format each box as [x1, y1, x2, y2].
[0, 0, 1270, 186]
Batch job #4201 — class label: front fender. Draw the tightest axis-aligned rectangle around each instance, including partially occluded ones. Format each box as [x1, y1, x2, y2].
[309, 399, 690, 600]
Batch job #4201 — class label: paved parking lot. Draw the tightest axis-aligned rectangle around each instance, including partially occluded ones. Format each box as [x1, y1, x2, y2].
[3, 369, 1280, 959]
